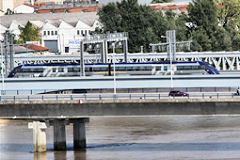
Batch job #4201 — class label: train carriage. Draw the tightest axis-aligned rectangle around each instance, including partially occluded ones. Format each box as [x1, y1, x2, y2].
[8, 61, 219, 78]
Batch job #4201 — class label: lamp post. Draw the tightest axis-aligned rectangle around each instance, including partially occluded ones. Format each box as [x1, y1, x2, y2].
[0, 42, 5, 94]
[112, 43, 116, 95]
[170, 51, 173, 89]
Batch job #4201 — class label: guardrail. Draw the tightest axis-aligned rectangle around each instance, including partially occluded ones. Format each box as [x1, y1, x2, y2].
[0, 87, 236, 95]
[0, 93, 239, 102]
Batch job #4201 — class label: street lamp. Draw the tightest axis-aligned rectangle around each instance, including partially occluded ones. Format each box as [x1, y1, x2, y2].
[0, 42, 5, 94]
[170, 51, 173, 88]
[112, 42, 116, 95]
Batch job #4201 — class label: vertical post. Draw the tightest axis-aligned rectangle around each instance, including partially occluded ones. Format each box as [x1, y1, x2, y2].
[80, 41, 85, 77]
[1, 42, 5, 93]
[113, 43, 116, 95]
[73, 118, 89, 149]
[4, 32, 8, 78]
[152, 45, 155, 53]
[101, 41, 105, 63]
[28, 121, 47, 152]
[123, 38, 128, 63]
[140, 46, 143, 53]
[53, 119, 66, 150]
[9, 34, 14, 72]
[104, 39, 108, 63]
[166, 30, 176, 88]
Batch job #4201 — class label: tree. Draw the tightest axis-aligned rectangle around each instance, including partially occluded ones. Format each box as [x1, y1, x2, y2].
[17, 21, 41, 44]
[187, 0, 218, 38]
[216, 0, 240, 30]
[98, 0, 168, 52]
[187, 0, 228, 51]
[165, 10, 188, 41]
[191, 27, 212, 51]
[216, 0, 240, 51]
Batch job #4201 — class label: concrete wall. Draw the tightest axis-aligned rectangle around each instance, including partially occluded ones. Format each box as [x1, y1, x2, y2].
[0, 98, 240, 119]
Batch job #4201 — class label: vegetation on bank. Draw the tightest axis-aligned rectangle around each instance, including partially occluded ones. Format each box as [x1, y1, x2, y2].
[16, 21, 41, 44]
[98, 0, 240, 52]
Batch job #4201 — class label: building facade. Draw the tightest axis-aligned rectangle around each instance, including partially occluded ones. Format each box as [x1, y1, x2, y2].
[0, 0, 28, 12]
[0, 12, 101, 54]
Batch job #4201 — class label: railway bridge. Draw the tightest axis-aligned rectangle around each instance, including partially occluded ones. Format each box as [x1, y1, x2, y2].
[12, 51, 240, 71]
[1, 98, 240, 152]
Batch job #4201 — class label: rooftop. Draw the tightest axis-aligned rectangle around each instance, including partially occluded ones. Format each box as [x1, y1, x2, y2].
[0, 12, 98, 28]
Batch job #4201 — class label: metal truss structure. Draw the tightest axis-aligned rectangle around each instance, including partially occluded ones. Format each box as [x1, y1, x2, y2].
[79, 32, 128, 75]
[11, 51, 240, 71]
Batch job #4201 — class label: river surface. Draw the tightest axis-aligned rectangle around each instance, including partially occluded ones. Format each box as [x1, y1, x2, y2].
[1, 116, 240, 160]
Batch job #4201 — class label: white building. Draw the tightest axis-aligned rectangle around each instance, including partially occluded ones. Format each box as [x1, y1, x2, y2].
[41, 18, 99, 54]
[0, 12, 101, 54]
[8, 20, 24, 40]
[14, 4, 35, 14]
[0, 24, 7, 40]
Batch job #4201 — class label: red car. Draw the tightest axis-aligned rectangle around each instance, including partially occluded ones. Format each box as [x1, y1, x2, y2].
[168, 90, 189, 97]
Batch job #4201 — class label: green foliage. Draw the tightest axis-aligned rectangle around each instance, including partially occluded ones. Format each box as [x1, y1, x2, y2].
[98, 0, 240, 52]
[98, 0, 168, 52]
[165, 11, 188, 41]
[151, 0, 173, 3]
[188, 0, 218, 37]
[17, 21, 41, 44]
[187, 0, 238, 51]
[216, 0, 240, 30]
[216, 0, 240, 51]
[191, 27, 212, 51]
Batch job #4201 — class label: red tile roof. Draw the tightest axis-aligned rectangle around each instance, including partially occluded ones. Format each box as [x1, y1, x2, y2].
[36, 6, 102, 14]
[150, 3, 189, 12]
[24, 44, 50, 52]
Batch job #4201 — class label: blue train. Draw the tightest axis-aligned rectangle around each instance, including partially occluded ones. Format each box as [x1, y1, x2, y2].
[8, 61, 219, 78]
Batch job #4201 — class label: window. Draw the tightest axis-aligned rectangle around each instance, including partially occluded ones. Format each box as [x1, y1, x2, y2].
[55, 31, 58, 35]
[59, 68, 64, 72]
[68, 67, 80, 72]
[77, 30, 80, 35]
[43, 31, 46, 35]
[48, 31, 50, 35]
[93, 67, 108, 72]
[65, 47, 69, 53]
[81, 30, 84, 36]
[51, 31, 54, 35]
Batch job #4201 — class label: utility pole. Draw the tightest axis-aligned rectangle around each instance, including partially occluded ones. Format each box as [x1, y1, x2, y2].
[0, 42, 5, 93]
[150, 30, 192, 88]
[3, 31, 15, 78]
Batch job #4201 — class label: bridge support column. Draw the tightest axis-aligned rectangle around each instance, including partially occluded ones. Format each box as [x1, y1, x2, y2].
[53, 119, 67, 150]
[28, 121, 47, 152]
[72, 118, 89, 149]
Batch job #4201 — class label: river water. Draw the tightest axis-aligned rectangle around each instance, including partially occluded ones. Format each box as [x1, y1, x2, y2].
[1, 116, 240, 160]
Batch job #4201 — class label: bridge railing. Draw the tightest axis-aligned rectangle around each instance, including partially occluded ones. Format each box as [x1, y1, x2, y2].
[0, 87, 236, 95]
[0, 92, 239, 102]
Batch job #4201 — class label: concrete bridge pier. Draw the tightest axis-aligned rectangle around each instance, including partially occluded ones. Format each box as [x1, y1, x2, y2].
[72, 118, 90, 150]
[52, 119, 67, 150]
[28, 121, 47, 152]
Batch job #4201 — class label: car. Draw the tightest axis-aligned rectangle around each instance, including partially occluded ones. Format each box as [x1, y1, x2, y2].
[168, 90, 189, 97]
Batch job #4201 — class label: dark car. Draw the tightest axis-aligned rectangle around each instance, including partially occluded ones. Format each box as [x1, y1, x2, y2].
[168, 90, 189, 97]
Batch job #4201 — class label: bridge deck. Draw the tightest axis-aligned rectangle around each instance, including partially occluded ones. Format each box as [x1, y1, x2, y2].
[1, 98, 240, 119]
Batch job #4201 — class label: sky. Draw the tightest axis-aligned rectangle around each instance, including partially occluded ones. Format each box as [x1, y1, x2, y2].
[98, 0, 192, 5]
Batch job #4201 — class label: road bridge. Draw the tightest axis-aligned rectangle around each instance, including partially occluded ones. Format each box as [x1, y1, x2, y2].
[2, 75, 240, 91]
[1, 98, 240, 152]
[12, 51, 240, 71]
